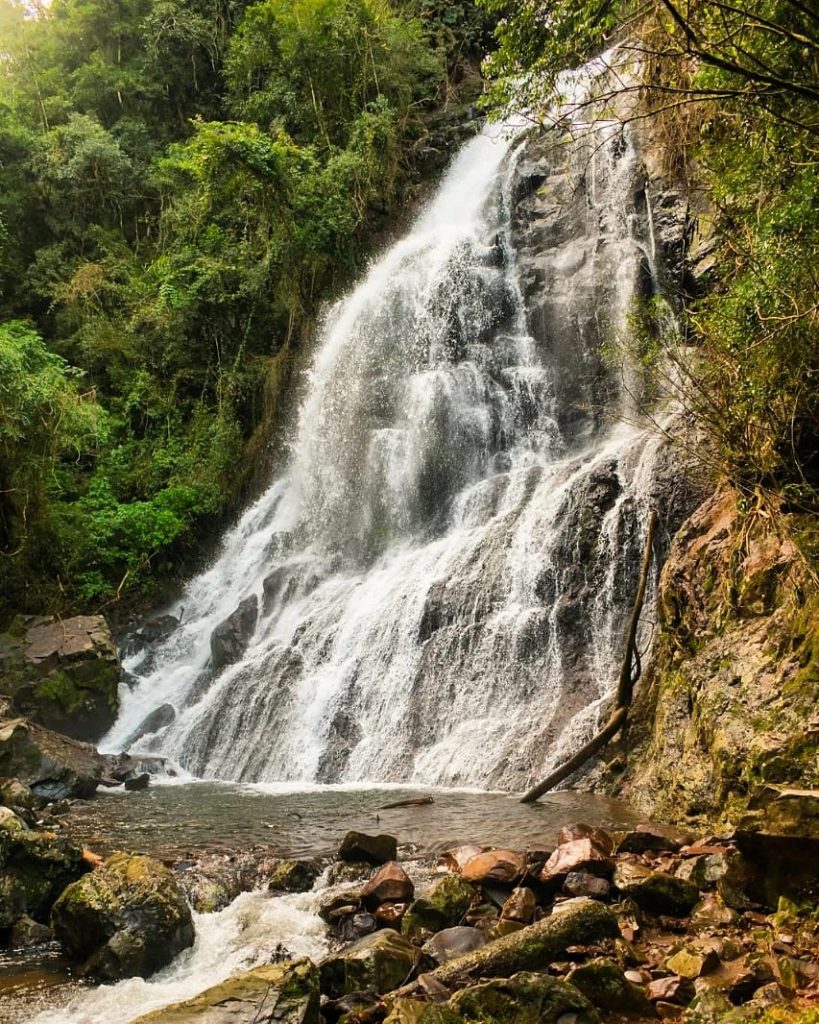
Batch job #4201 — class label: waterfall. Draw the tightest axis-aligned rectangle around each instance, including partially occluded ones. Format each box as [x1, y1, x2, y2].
[106, 63, 676, 791]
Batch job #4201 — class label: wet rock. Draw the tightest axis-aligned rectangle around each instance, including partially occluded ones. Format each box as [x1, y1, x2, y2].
[423, 926, 486, 965]
[450, 971, 599, 1024]
[424, 899, 619, 990]
[319, 888, 364, 924]
[9, 913, 54, 948]
[51, 852, 195, 981]
[613, 862, 700, 916]
[666, 947, 719, 979]
[210, 595, 258, 673]
[501, 887, 536, 924]
[541, 839, 614, 884]
[557, 824, 614, 854]
[122, 704, 175, 750]
[375, 902, 410, 927]
[138, 615, 180, 645]
[568, 958, 655, 1014]
[267, 858, 321, 894]
[402, 875, 475, 941]
[683, 989, 733, 1024]
[361, 862, 414, 909]
[675, 851, 730, 889]
[133, 958, 320, 1024]
[564, 872, 611, 899]
[616, 824, 692, 855]
[0, 805, 27, 832]
[339, 831, 398, 865]
[438, 844, 484, 873]
[124, 772, 150, 792]
[461, 849, 526, 885]
[0, 829, 85, 928]
[647, 976, 695, 1005]
[338, 912, 379, 942]
[320, 929, 420, 997]
[325, 990, 382, 1024]
[0, 614, 120, 742]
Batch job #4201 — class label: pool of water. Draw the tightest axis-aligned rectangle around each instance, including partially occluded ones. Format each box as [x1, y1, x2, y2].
[60, 781, 643, 860]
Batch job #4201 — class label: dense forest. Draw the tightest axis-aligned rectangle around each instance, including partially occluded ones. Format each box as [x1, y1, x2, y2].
[0, 0, 491, 617]
[1, 0, 817, 619]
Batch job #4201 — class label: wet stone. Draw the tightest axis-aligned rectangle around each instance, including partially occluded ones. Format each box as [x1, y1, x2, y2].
[568, 958, 655, 1014]
[564, 872, 612, 899]
[338, 831, 398, 865]
[423, 926, 487, 964]
[461, 849, 526, 885]
[319, 929, 420, 997]
[616, 824, 692, 855]
[557, 824, 614, 854]
[541, 839, 614, 884]
[613, 862, 700, 917]
[402, 875, 475, 941]
[501, 886, 536, 924]
[361, 861, 414, 909]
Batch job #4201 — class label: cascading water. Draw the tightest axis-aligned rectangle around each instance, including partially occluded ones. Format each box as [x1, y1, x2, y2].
[107, 61, 675, 791]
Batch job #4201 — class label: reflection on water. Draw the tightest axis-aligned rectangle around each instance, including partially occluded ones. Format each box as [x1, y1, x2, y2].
[0, 945, 84, 1024]
[61, 781, 642, 859]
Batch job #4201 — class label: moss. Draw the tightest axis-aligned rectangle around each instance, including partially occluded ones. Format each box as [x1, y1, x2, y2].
[402, 875, 475, 940]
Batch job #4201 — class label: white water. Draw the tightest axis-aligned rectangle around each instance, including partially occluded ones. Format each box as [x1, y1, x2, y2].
[105, 60, 668, 793]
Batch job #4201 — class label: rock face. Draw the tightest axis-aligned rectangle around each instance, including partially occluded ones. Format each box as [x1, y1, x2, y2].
[51, 852, 195, 980]
[132, 958, 320, 1024]
[614, 487, 819, 824]
[0, 614, 120, 742]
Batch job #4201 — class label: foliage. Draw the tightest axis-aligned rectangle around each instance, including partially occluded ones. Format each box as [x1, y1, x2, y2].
[0, 0, 486, 616]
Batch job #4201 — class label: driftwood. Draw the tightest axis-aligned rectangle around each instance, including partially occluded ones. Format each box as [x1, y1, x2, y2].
[379, 796, 435, 810]
[520, 509, 658, 804]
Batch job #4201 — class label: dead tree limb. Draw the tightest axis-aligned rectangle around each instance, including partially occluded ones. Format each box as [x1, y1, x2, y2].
[520, 509, 658, 804]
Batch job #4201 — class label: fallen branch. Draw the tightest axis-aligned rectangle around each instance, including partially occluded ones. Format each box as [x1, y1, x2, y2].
[520, 509, 658, 803]
[379, 796, 435, 810]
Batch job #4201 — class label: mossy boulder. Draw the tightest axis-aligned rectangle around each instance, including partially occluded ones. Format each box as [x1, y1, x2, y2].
[613, 862, 700, 916]
[402, 875, 475, 940]
[132, 958, 320, 1024]
[0, 615, 120, 742]
[449, 971, 599, 1024]
[0, 828, 86, 928]
[51, 852, 194, 981]
[267, 858, 321, 893]
[568, 958, 654, 1014]
[320, 929, 421, 997]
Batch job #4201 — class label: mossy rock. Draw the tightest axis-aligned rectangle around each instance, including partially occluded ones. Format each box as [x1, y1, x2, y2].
[51, 852, 194, 981]
[320, 929, 421, 997]
[0, 829, 85, 928]
[568, 958, 654, 1014]
[267, 858, 321, 893]
[449, 971, 599, 1024]
[402, 875, 475, 940]
[132, 958, 320, 1023]
[613, 862, 700, 916]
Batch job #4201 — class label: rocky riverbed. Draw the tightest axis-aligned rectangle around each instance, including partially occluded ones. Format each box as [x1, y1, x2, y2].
[1, 768, 818, 1024]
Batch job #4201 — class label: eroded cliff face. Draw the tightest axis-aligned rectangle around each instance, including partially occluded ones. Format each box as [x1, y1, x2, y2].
[610, 487, 819, 826]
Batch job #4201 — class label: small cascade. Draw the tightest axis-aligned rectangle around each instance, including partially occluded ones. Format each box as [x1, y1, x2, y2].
[106, 60, 682, 791]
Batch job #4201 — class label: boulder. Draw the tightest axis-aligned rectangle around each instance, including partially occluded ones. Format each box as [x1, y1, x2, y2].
[124, 772, 151, 791]
[565, 871, 612, 899]
[683, 990, 733, 1024]
[541, 838, 614, 884]
[438, 844, 484, 873]
[375, 902, 410, 927]
[613, 862, 700, 916]
[568, 958, 655, 1014]
[0, 777, 42, 811]
[210, 595, 258, 673]
[675, 852, 730, 889]
[123, 703, 176, 750]
[647, 976, 695, 1005]
[423, 926, 486, 965]
[0, 614, 120, 742]
[51, 852, 195, 981]
[0, 710, 122, 800]
[461, 849, 526, 885]
[0, 828, 86, 928]
[132, 958, 320, 1024]
[361, 862, 414, 909]
[267, 858, 321, 894]
[9, 913, 53, 948]
[338, 831, 398, 865]
[0, 805, 27, 833]
[501, 887, 536, 924]
[402, 875, 475, 941]
[616, 824, 692, 855]
[319, 929, 420, 997]
[449, 971, 599, 1024]
[666, 947, 719, 979]
[557, 823, 614, 854]
[689, 895, 739, 932]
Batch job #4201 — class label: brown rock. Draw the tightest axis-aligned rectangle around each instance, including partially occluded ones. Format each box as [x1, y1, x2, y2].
[647, 975, 695, 1004]
[616, 824, 693, 855]
[565, 871, 611, 898]
[557, 823, 614, 854]
[461, 849, 526, 885]
[374, 902, 410, 927]
[361, 862, 414, 910]
[501, 887, 536, 924]
[541, 838, 614, 884]
[689, 895, 739, 932]
[438, 844, 484, 873]
[656, 1001, 684, 1019]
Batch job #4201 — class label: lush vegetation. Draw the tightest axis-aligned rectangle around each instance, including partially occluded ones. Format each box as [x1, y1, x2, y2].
[479, 0, 819, 519]
[0, 0, 490, 617]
